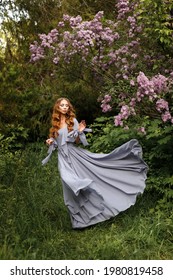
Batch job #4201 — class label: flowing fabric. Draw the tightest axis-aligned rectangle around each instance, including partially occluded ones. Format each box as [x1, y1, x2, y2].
[42, 118, 148, 229]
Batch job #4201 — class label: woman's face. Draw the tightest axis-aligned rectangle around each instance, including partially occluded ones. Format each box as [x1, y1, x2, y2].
[58, 99, 69, 115]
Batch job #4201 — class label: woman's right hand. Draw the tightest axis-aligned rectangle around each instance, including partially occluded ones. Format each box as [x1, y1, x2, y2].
[46, 138, 54, 145]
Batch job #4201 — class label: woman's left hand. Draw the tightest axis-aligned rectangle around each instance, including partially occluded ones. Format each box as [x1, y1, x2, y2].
[78, 120, 86, 133]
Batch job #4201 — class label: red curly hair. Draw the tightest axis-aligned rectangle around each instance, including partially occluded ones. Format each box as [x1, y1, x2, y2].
[49, 97, 76, 138]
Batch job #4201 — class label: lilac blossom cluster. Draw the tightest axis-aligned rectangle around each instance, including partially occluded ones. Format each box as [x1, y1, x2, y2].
[30, 41, 45, 62]
[116, 0, 130, 20]
[137, 72, 173, 123]
[156, 99, 172, 123]
[30, 3, 142, 79]
[100, 94, 112, 112]
[127, 15, 142, 37]
[114, 104, 136, 127]
[30, 29, 59, 62]
[137, 72, 168, 101]
[114, 72, 173, 129]
[30, 8, 141, 78]
[30, 11, 120, 65]
[115, 0, 142, 38]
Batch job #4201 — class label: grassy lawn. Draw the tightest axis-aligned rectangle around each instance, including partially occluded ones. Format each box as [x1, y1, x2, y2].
[0, 143, 173, 260]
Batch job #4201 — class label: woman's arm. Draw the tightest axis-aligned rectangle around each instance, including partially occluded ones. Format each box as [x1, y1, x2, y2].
[46, 138, 54, 145]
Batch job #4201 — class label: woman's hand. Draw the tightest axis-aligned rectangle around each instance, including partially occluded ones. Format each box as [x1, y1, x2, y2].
[46, 138, 54, 145]
[78, 120, 86, 133]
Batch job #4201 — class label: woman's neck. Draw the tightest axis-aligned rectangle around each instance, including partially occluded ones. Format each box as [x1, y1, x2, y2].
[59, 114, 67, 128]
[60, 114, 66, 121]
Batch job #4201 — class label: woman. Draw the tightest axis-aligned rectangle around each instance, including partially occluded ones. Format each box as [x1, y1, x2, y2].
[43, 97, 148, 229]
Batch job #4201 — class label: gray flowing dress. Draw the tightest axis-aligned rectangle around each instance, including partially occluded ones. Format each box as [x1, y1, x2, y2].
[42, 118, 148, 229]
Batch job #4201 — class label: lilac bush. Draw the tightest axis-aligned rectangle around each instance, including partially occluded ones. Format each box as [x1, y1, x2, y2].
[30, 0, 173, 133]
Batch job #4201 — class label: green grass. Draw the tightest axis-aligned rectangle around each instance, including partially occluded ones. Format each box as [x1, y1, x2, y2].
[0, 143, 173, 260]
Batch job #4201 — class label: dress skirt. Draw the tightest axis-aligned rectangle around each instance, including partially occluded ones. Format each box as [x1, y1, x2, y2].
[42, 118, 148, 229]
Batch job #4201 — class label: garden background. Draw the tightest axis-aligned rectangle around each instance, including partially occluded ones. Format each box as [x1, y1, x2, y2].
[0, 0, 173, 259]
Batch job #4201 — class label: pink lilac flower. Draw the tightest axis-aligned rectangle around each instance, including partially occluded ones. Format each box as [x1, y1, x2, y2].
[130, 98, 136, 107]
[53, 57, 60, 64]
[100, 94, 112, 112]
[63, 14, 70, 21]
[123, 74, 128, 80]
[29, 41, 45, 62]
[114, 115, 123, 126]
[104, 94, 112, 102]
[131, 53, 138, 59]
[124, 125, 129, 130]
[101, 104, 112, 112]
[58, 21, 65, 27]
[120, 105, 131, 119]
[156, 99, 169, 112]
[136, 72, 156, 101]
[151, 74, 168, 94]
[161, 111, 171, 122]
[116, 0, 130, 20]
[138, 127, 146, 135]
[130, 80, 135, 86]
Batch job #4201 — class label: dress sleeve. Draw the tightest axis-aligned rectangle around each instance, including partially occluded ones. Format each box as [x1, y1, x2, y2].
[41, 139, 58, 165]
[67, 118, 92, 146]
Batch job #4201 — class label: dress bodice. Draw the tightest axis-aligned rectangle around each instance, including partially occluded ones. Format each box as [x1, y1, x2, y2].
[42, 118, 92, 165]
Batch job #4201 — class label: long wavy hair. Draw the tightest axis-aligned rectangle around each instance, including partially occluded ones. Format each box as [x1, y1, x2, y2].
[49, 97, 76, 138]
